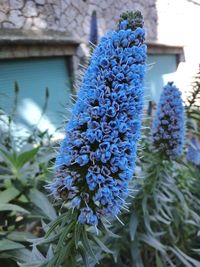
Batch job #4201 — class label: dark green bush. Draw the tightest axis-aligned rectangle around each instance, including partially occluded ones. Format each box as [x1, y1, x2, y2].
[0, 85, 57, 266]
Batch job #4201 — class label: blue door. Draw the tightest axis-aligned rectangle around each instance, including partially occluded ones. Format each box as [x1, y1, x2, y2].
[0, 56, 71, 133]
[145, 54, 177, 103]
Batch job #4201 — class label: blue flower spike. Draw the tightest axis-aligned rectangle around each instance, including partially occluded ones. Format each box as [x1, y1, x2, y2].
[152, 82, 185, 157]
[48, 11, 147, 226]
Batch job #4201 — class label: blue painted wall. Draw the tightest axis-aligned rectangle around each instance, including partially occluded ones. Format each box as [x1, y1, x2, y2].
[145, 54, 177, 103]
[0, 57, 71, 131]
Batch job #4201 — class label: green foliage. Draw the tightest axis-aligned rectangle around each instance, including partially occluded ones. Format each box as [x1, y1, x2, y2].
[16, 96, 200, 267]
[24, 209, 117, 267]
[187, 67, 200, 111]
[186, 66, 200, 137]
[1, 66, 200, 267]
[101, 120, 200, 267]
[0, 84, 56, 266]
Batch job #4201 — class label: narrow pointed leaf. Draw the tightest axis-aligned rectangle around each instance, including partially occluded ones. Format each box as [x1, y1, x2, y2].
[0, 203, 29, 213]
[29, 189, 57, 220]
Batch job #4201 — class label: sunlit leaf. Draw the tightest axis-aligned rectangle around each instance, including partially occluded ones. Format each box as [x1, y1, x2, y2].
[16, 147, 40, 169]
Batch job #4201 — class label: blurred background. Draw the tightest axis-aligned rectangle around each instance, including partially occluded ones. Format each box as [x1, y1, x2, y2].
[0, 0, 199, 134]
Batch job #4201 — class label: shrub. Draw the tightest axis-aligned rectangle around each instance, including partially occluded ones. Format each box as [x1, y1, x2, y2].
[0, 84, 56, 266]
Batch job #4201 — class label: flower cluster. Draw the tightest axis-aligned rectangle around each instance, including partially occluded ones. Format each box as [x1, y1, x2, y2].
[187, 137, 200, 166]
[48, 11, 147, 225]
[152, 82, 185, 157]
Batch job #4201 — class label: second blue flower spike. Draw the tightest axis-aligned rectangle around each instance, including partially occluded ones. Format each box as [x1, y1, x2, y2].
[152, 82, 185, 158]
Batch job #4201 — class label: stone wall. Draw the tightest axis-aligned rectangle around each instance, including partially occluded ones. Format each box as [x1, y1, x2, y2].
[0, 0, 199, 97]
[156, 0, 200, 96]
[0, 0, 157, 79]
[0, 0, 157, 41]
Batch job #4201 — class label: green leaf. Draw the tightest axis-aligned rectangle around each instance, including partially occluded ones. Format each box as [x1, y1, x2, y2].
[170, 246, 200, 267]
[78, 244, 89, 267]
[31, 246, 46, 261]
[98, 220, 120, 238]
[44, 255, 58, 267]
[7, 231, 35, 242]
[28, 233, 60, 246]
[130, 239, 144, 267]
[173, 187, 189, 217]
[90, 234, 113, 254]
[129, 213, 139, 241]
[69, 250, 77, 267]
[160, 202, 173, 220]
[0, 239, 25, 251]
[154, 214, 171, 225]
[46, 245, 54, 261]
[0, 148, 17, 168]
[0, 248, 32, 263]
[0, 203, 29, 213]
[45, 212, 68, 238]
[18, 262, 46, 267]
[0, 187, 20, 204]
[156, 252, 164, 267]
[9, 247, 46, 267]
[139, 233, 165, 253]
[82, 228, 99, 264]
[15, 147, 40, 169]
[190, 210, 200, 223]
[41, 220, 50, 234]
[55, 240, 73, 267]
[142, 196, 153, 234]
[192, 248, 200, 255]
[0, 148, 15, 164]
[55, 222, 74, 250]
[29, 189, 57, 220]
[74, 223, 83, 248]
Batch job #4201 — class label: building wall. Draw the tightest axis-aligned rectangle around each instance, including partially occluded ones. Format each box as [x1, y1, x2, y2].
[0, 0, 199, 98]
[0, 0, 157, 41]
[156, 0, 200, 98]
[0, 0, 157, 78]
